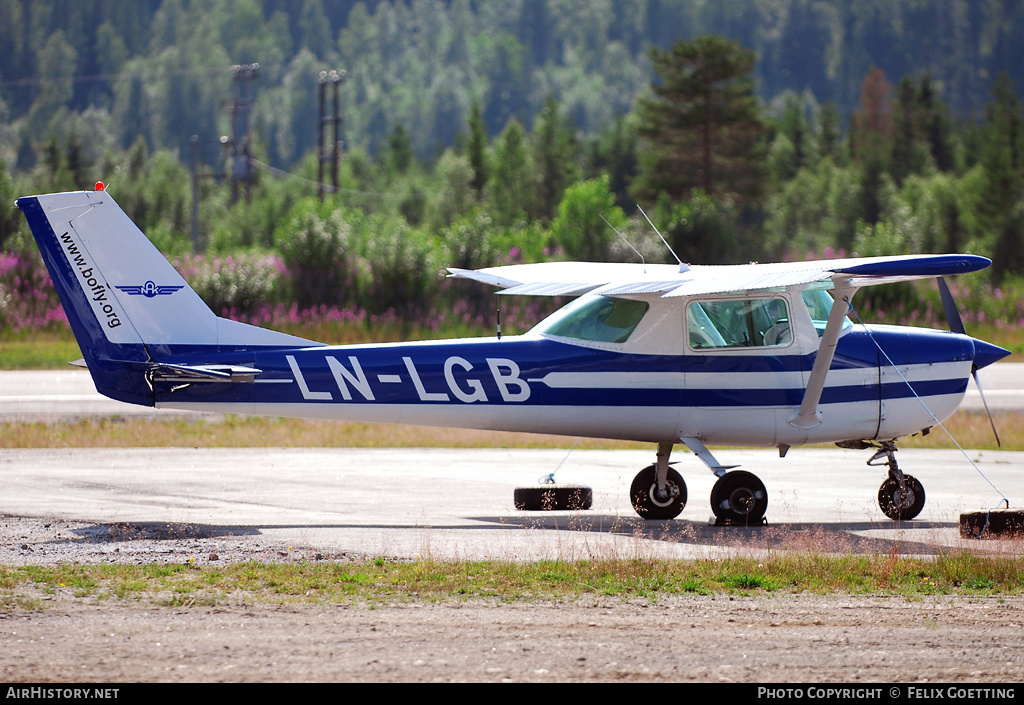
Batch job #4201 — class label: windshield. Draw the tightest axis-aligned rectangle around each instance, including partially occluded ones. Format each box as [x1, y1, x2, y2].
[536, 296, 649, 344]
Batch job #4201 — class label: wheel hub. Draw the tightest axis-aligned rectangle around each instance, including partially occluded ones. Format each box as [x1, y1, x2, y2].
[727, 487, 757, 513]
[650, 482, 679, 508]
[891, 487, 915, 509]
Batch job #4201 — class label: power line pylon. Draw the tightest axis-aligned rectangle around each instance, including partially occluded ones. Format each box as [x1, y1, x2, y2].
[227, 62, 259, 205]
[318, 69, 346, 201]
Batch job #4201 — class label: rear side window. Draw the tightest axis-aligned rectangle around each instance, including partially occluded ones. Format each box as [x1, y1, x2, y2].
[688, 297, 791, 348]
[539, 296, 649, 343]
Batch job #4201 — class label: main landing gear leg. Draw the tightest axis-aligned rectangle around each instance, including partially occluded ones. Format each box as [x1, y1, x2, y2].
[630, 442, 687, 520]
[869, 441, 926, 521]
[681, 437, 769, 526]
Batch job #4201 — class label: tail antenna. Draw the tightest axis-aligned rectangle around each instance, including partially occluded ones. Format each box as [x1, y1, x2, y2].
[637, 204, 688, 272]
[600, 214, 645, 273]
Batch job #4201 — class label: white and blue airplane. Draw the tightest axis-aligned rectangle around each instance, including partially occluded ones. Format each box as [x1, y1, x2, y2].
[17, 188, 1009, 524]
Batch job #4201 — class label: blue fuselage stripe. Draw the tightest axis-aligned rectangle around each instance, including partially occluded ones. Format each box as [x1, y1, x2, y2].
[153, 332, 972, 410]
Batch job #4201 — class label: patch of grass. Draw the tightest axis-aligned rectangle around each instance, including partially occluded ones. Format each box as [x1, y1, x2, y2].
[0, 331, 82, 369]
[4, 410, 1024, 450]
[724, 572, 782, 591]
[0, 415, 649, 450]
[1, 552, 1023, 609]
[680, 578, 710, 595]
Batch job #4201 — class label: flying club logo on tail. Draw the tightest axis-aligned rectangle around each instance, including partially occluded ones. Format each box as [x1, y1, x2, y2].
[115, 281, 185, 298]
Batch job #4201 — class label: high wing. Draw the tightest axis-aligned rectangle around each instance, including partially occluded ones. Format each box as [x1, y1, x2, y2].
[448, 254, 991, 298]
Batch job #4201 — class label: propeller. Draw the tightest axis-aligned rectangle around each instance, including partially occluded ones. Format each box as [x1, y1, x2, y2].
[937, 276, 1001, 447]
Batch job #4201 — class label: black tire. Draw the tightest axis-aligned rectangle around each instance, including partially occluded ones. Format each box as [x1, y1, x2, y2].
[630, 465, 687, 520]
[710, 470, 768, 525]
[960, 509, 1024, 538]
[514, 484, 593, 511]
[878, 475, 925, 521]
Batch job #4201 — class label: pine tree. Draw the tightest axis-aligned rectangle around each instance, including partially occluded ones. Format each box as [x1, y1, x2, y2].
[632, 35, 766, 206]
[532, 95, 579, 223]
[489, 117, 533, 227]
[467, 100, 489, 197]
[852, 67, 893, 225]
[981, 73, 1024, 281]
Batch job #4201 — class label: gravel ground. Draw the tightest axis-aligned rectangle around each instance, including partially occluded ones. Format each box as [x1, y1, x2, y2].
[2, 515, 334, 567]
[3, 592, 1024, 682]
[2, 515, 1024, 683]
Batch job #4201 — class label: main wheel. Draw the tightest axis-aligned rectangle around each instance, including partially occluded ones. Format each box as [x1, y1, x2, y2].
[878, 475, 925, 521]
[630, 465, 687, 520]
[514, 484, 593, 511]
[710, 471, 768, 525]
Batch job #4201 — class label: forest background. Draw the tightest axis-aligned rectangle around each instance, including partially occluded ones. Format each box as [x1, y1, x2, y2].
[3, 0, 1024, 354]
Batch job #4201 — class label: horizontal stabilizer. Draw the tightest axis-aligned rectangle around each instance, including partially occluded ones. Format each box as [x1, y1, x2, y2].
[145, 363, 262, 383]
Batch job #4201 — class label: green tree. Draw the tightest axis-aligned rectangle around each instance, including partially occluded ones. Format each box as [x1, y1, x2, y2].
[532, 95, 579, 222]
[852, 67, 893, 225]
[467, 100, 489, 197]
[488, 117, 533, 227]
[918, 75, 954, 173]
[816, 100, 844, 165]
[0, 160, 21, 249]
[890, 75, 951, 185]
[550, 175, 624, 261]
[28, 30, 78, 131]
[980, 73, 1024, 281]
[386, 124, 414, 176]
[479, 34, 529, 133]
[777, 91, 811, 181]
[632, 35, 766, 206]
[274, 201, 367, 309]
[298, 0, 331, 57]
[586, 113, 637, 208]
[657, 190, 744, 265]
[429, 151, 477, 230]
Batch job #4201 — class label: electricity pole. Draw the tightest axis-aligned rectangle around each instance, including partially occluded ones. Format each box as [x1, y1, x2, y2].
[318, 69, 346, 201]
[226, 62, 259, 205]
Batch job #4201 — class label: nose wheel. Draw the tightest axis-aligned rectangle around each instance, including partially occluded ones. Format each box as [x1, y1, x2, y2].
[878, 474, 925, 520]
[868, 441, 926, 521]
[710, 470, 768, 525]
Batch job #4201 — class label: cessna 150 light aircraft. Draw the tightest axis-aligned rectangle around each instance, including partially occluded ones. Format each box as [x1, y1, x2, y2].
[17, 188, 1010, 524]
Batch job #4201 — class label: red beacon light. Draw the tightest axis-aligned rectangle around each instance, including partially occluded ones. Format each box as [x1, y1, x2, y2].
[95, 181, 105, 191]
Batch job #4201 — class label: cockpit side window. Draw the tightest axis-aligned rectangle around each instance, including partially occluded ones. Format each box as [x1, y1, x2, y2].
[538, 296, 650, 344]
[688, 297, 791, 349]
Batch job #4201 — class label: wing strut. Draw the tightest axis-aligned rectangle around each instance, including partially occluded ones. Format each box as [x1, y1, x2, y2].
[788, 283, 856, 429]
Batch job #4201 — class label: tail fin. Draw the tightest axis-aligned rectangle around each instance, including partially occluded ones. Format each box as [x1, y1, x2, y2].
[17, 190, 315, 405]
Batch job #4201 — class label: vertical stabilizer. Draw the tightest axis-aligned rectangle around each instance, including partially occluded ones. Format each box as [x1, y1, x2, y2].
[17, 190, 315, 406]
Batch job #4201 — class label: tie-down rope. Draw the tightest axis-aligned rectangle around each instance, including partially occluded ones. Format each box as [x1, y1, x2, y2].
[846, 299, 1010, 535]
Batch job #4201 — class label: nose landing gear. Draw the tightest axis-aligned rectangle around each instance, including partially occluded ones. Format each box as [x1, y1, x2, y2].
[868, 441, 926, 521]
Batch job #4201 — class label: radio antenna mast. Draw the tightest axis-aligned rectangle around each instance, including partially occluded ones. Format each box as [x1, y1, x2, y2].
[637, 205, 688, 272]
[600, 214, 645, 273]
